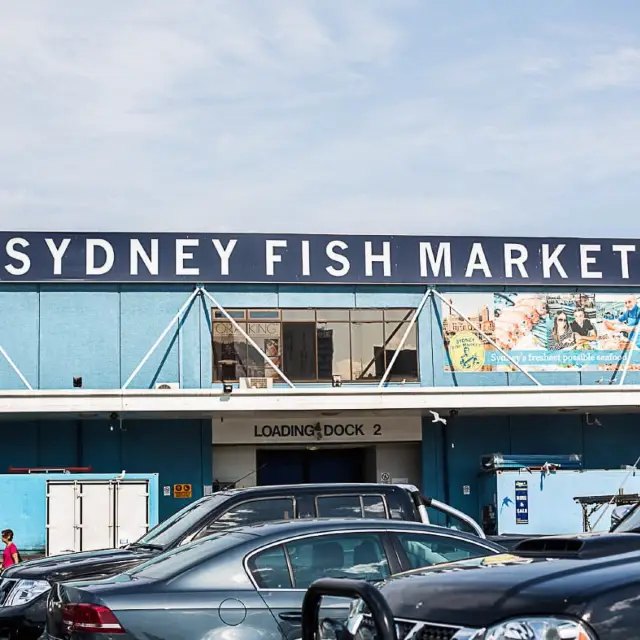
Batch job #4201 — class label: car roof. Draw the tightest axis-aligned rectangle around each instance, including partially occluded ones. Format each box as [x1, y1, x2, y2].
[213, 483, 415, 496]
[202, 517, 500, 547]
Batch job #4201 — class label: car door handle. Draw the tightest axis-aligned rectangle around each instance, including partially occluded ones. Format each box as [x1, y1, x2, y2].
[278, 611, 302, 622]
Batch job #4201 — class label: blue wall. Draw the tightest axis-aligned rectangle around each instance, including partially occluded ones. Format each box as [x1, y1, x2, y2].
[0, 473, 158, 553]
[0, 419, 212, 523]
[421, 412, 639, 524]
[2, 282, 639, 391]
[0, 282, 639, 528]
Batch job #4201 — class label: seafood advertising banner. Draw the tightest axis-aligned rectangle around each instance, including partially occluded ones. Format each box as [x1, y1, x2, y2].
[442, 292, 640, 372]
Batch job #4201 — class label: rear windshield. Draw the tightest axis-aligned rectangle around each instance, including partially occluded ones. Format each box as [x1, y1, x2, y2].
[133, 494, 228, 549]
[613, 502, 640, 533]
[126, 531, 251, 580]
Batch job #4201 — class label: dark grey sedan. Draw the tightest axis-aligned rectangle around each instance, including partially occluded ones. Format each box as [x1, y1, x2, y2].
[43, 518, 504, 640]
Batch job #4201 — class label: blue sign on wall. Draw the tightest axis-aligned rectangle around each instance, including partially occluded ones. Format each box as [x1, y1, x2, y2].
[0, 232, 638, 284]
[515, 480, 529, 525]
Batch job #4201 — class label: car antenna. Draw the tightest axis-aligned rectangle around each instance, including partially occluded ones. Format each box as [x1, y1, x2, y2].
[222, 464, 267, 490]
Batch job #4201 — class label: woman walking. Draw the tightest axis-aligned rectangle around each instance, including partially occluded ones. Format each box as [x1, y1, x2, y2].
[2, 529, 19, 570]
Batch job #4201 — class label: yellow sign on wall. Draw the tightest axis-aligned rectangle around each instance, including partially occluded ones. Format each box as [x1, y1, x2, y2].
[173, 483, 192, 498]
[447, 331, 485, 372]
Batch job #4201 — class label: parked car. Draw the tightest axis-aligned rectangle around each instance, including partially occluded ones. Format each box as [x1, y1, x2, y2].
[42, 518, 503, 639]
[307, 532, 640, 640]
[0, 482, 483, 639]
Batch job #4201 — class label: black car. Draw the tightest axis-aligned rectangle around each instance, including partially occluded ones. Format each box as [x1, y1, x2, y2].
[0, 482, 482, 639]
[305, 532, 640, 640]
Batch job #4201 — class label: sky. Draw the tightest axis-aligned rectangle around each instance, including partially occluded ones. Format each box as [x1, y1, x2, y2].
[1, 1, 639, 236]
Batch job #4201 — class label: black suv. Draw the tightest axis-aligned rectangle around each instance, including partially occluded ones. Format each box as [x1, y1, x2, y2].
[306, 532, 640, 640]
[0, 482, 482, 639]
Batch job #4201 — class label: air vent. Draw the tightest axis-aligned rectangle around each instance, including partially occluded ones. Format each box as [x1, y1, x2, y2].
[514, 533, 640, 559]
[154, 382, 180, 390]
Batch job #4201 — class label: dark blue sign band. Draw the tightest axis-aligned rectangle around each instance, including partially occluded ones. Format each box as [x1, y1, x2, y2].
[0, 232, 637, 285]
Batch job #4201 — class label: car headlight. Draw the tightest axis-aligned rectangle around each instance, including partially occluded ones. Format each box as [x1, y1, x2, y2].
[4, 580, 50, 607]
[453, 617, 596, 640]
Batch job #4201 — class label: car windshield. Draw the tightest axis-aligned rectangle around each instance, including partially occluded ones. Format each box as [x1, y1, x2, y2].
[131, 494, 228, 549]
[126, 530, 251, 581]
[612, 502, 640, 533]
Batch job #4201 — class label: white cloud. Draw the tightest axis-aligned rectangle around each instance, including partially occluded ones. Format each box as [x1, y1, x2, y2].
[0, 1, 638, 235]
[578, 46, 640, 90]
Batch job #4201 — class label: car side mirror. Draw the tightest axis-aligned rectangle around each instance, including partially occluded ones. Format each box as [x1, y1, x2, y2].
[301, 578, 397, 640]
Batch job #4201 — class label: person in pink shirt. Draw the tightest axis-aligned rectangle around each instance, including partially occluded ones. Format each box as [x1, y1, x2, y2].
[2, 529, 19, 569]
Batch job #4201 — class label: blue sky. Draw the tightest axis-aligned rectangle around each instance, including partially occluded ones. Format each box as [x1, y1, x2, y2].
[0, 0, 639, 235]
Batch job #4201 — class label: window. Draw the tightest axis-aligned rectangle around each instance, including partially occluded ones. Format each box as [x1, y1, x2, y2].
[134, 494, 228, 549]
[248, 545, 292, 589]
[126, 531, 250, 581]
[363, 496, 387, 519]
[212, 308, 419, 383]
[212, 310, 282, 381]
[286, 533, 390, 588]
[317, 495, 362, 518]
[394, 532, 490, 570]
[385, 492, 412, 520]
[193, 498, 294, 539]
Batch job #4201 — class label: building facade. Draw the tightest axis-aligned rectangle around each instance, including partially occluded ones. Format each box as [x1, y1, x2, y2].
[1, 232, 639, 525]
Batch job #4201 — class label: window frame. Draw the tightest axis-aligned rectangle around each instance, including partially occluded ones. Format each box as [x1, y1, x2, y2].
[314, 493, 390, 519]
[389, 530, 500, 571]
[244, 529, 399, 591]
[190, 496, 297, 541]
[211, 307, 419, 383]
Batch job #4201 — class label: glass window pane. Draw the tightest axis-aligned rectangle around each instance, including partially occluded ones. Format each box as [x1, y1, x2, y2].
[249, 310, 281, 319]
[282, 322, 317, 379]
[212, 322, 249, 381]
[211, 499, 294, 531]
[214, 309, 246, 320]
[316, 309, 349, 322]
[350, 322, 384, 380]
[316, 496, 362, 518]
[317, 322, 351, 380]
[248, 545, 292, 589]
[363, 496, 387, 519]
[395, 532, 490, 570]
[286, 533, 390, 588]
[351, 310, 384, 322]
[386, 493, 411, 520]
[281, 309, 316, 321]
[245, 322, 281, 379]
[383, 322, 418, 380]
[383, 309, 415, 321]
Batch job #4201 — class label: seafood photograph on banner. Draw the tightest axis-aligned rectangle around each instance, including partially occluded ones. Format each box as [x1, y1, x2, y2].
[442, 292, 640, 372]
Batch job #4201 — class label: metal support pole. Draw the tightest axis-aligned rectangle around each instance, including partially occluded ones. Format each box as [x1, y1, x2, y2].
[0, 344, 33, 390]
[432, 289, 542, 386]
[619, 327, 640, 386]
[200, 287, 295, 388]
[378, 289, 431, 388]
[122, 287, 201, 390]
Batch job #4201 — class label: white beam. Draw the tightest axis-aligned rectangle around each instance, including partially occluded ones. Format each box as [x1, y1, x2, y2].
[378, 289, 431, 388]
[200, 286, 295, 388]
[0, 344, 33, 390]
[619, 327, 640, 385]
[0, 385, 638, 415]
[432, 289, 542, 386]
[122, 287, 201, 389]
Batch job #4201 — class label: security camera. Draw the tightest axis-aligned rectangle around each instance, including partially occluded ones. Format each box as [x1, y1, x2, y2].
[449, 409, 459, 418]
[110, 412, 119, 421]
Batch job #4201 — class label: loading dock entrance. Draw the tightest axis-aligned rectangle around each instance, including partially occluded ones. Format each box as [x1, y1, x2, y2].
[256, 447, 367, 485]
